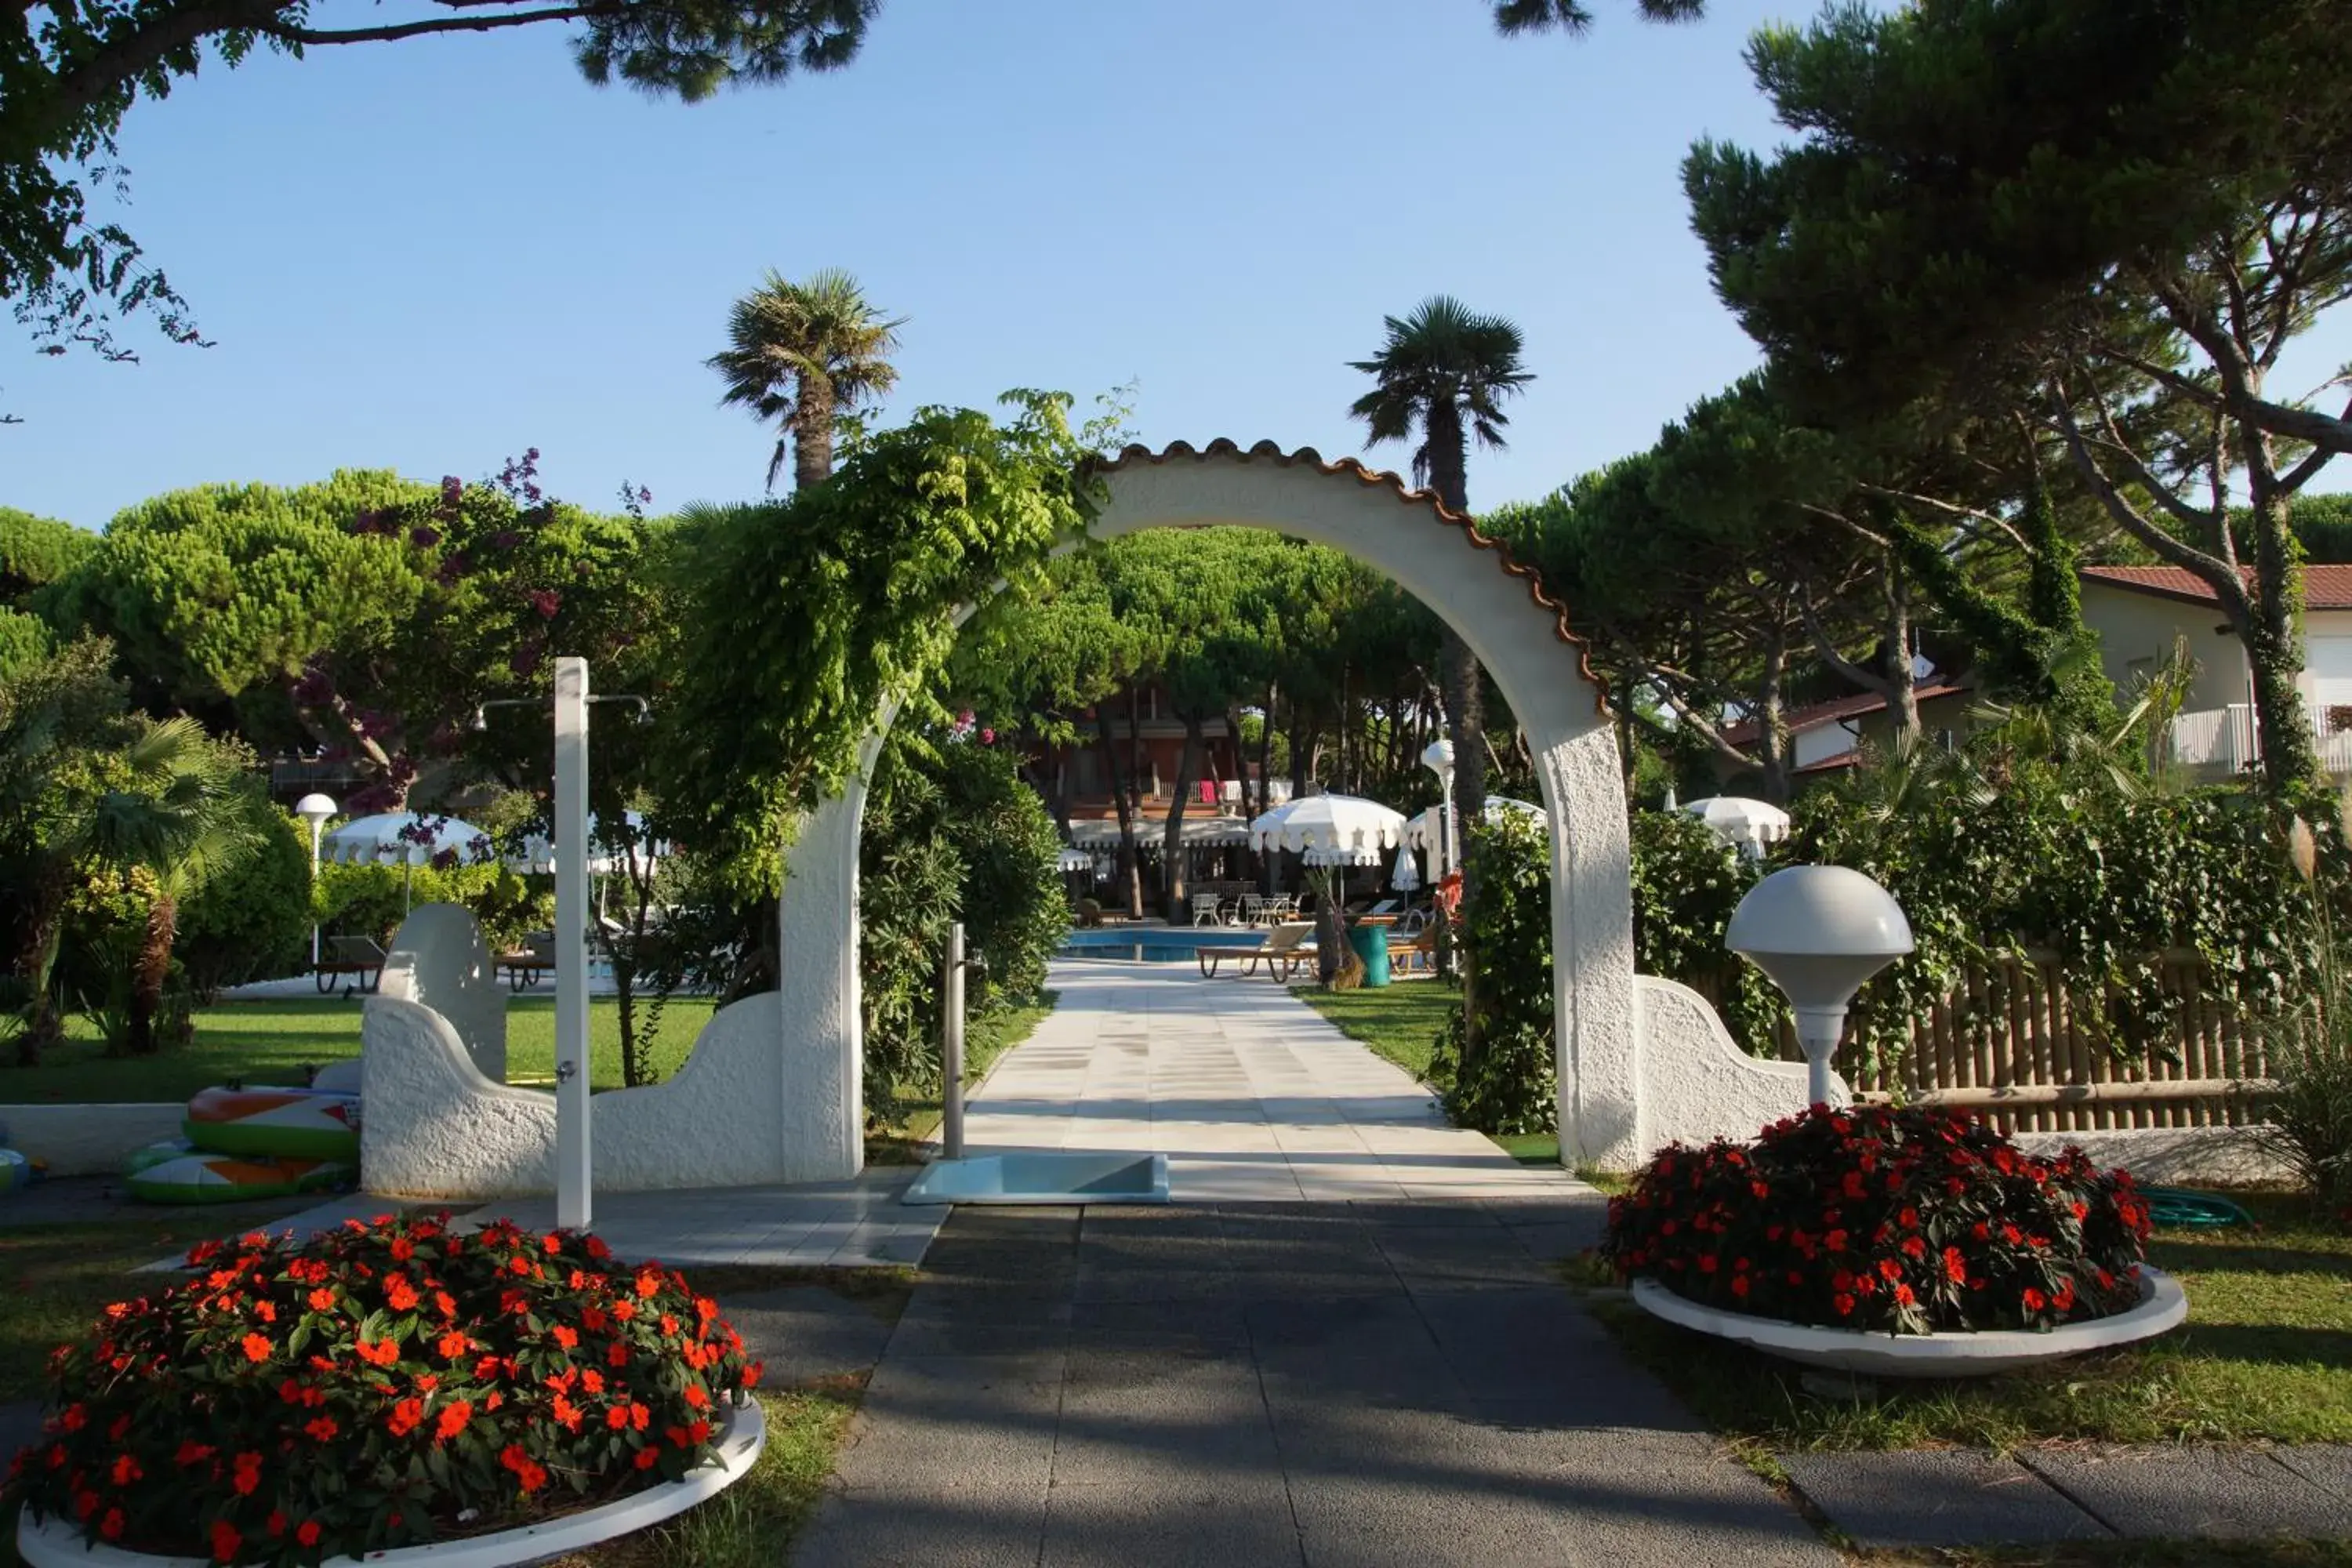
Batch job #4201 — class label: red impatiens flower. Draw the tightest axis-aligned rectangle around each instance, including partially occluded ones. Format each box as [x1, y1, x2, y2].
[304, 1415, 339, 1443]
[435, 1400, 473, 1443]
[355, 1338, 399, 1368]
[1943, 1247, 1967, 1284]
[387, 1398, 426, 1438]
[307, 1287, 337, 1312]
[231, 1452, 263, 1497]
[210, 1519, 241, 1563]
[298, 1520, 323, 1548]
[2022, 1287, 2048, 1312]
[241, 1332, 273, 1363]
[551, 1324, 579, 1350]
[386, 1276, 420, 1312]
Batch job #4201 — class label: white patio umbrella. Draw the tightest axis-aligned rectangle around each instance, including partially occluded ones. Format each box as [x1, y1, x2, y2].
[1679, 795, 1791, 858]
[1250, 794, 1406, 860]
[508, 811, 664, 877]
[1403, 796, 1545, 851]
[320, 811, 496, 913]
[1057, 846, 1094, 873]
[1388, 840, 1421, 892]
[1251, 794, 1407, 907]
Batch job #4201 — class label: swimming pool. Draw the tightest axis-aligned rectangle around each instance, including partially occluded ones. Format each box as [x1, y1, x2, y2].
[1058, 927, 1272, 964]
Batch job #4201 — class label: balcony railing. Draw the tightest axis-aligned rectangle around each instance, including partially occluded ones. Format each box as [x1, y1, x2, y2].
[2165, 705, 2352, 774]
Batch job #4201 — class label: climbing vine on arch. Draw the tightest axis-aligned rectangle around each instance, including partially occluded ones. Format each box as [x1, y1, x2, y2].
[659, 392, 1105, 891]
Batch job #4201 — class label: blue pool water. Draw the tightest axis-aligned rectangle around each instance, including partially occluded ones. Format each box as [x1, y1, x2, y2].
[1059, 927, 1272, 964]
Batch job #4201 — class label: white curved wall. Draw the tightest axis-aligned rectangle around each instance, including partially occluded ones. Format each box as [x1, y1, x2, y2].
[1635, 978, 1845, 1150]
[379, 904, 507, 1082]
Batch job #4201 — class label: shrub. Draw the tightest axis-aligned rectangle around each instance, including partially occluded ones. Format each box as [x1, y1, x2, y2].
[1432, 808, 1557, 1134]
[1599, 1105, 2154, 1334]
[314, 862, 551, 954]
[2, 1211, 760, 1566]
[178, 807, 314, 998]
[858, 731, 1070, 1121]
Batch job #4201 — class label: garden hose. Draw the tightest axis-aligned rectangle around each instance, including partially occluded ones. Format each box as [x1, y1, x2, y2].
[2138, 1185, 2255, 1229]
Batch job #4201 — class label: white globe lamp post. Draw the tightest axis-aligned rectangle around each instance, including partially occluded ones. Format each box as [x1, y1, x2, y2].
[1419, 739, 1457, 879]
[1726, 866, 1913, 1108]
[294, 793, 338, 973]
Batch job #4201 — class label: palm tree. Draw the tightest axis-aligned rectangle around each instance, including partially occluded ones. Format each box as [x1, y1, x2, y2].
[1348, 294, 1534, 873]
[708, 268, 906, 492]
[69, 717, 261, 1054]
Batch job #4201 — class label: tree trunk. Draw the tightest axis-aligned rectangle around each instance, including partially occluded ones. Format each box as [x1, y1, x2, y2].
[11, 856, 70, 1065]
[2248, 490, 2320, 789]
[1162, 713, 1204, 916]
[126, 891, 177, 1057]
[1258, 684, 1279, 894]
[1756, 625, 1792, 804]
[1094, 706, 1145, 920]
[793, 374, 837, 492]
[1883, 564, 1918, 737]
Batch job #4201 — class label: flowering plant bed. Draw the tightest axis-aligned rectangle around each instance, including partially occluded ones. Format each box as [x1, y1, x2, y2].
[1599, 1104, 2155, 1334]
[1, 1212, 764, 1566]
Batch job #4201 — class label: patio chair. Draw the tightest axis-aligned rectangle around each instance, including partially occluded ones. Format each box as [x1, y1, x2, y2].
[1196, 921, 1317, 982]
[1190, 894, 1225, 927]
[314, 935, 387, 995]
[1390, 928, 1438, 975]
[1237, 893, 1270, 927]
[499, 931, 557, 992]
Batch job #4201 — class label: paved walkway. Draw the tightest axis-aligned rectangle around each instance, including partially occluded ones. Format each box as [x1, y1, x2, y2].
[964, 962, 1593, 1203]
[794, 1202, 1831, 1568]
[797, 963, 1828, 1566]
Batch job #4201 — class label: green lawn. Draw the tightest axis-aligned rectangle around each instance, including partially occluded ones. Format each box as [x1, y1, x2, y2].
[1584, 1189, 2352, 1451]
[0, 996, 723, 1104]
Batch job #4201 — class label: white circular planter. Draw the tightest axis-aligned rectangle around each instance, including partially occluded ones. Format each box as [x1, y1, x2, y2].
[16, 1398, 764, 1568]
[1630, 1266, 2186, 1379]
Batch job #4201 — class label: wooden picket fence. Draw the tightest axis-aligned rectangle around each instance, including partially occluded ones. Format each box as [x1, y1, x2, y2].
[1710, 953, 2287, 1135]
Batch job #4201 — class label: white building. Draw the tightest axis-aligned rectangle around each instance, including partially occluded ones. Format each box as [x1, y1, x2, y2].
[2079, 564, 2352, 775]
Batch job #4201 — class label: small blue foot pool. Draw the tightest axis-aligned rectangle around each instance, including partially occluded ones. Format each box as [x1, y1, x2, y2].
[902, 1152, 1170, 1206]
[1059, 927, 1271, 964]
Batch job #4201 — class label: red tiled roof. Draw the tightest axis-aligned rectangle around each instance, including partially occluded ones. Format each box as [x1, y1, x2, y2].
[2079, 564, 2352, 610]
[1093, 440, 1606, 713]
[1719, 682, 1969, 750]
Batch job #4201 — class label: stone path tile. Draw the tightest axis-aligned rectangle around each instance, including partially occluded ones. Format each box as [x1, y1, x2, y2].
[1779, 1450, 2111, 1549]
[473, 1167, 943, 1267]
[964, 960, 1604, 1205]
[2020, 1445, 2352, 1539]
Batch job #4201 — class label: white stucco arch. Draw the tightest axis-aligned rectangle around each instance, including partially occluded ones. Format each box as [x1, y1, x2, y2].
[357, 440, 1827, 1201]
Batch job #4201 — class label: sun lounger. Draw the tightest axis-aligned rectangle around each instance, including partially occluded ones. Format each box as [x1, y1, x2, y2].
[314, 935, 387, 994]
[1197, 921, 1318, 981]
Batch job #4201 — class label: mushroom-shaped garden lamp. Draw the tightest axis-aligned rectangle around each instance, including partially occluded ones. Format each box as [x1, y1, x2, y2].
[1725, 865, 1914, 1108]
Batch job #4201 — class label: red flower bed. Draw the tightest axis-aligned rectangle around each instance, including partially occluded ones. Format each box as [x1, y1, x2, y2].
[1599, 1104, 2153, 1334]
[2, 1213, 761, 1566]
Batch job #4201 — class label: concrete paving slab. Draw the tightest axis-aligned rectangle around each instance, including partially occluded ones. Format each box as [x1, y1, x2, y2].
[1039, 1477, 1301, 1567]
[2021, 1445, 2352, 1539]
[1778, 1449, 2111, 1549]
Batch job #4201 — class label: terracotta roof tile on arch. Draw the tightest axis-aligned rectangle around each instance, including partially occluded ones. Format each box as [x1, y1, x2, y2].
[1092, 439, 1609, 712]
[2079, 563, 2352, 610]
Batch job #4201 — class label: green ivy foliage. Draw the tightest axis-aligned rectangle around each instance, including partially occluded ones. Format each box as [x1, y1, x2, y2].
[175, 804, 313, 998]
[1433, 809, 1559, 1134]
[856, 730, 1071, 1121]
[1791, 777, 2313, 1076]
[659, 395, 1099, 893]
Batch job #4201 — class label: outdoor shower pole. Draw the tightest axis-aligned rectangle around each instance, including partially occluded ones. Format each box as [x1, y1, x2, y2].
[554, 657, 593, 1231]
[943, 922, 967, 1160]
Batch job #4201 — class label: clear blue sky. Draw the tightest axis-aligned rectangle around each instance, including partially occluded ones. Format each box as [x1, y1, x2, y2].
[22, 0, 2335, 531]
